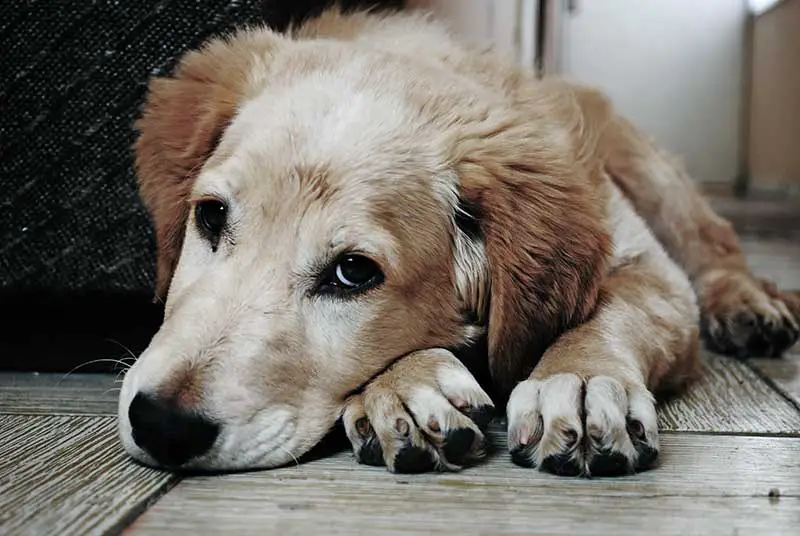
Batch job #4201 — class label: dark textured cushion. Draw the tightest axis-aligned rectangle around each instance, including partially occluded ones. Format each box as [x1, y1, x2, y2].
[0, 0, 402, 295]
[0, 0, 270, 293]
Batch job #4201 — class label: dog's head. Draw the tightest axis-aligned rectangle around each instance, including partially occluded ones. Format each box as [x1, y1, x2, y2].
[118, 23, 610, 471]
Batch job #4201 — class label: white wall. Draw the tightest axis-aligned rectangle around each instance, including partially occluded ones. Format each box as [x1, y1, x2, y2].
[406, 0, 535, 66]
[748, 0, 782, 14]
[561, 0, 747, 184]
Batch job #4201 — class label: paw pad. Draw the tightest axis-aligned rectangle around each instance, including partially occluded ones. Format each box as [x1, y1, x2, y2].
[357, 434, 385, 467]
[589, 450, 630, 477]
[509, 445, 535, 468]
[442, 428, 477, 463]
[393, 444, 436, 474]
[541, 453, 582, 477]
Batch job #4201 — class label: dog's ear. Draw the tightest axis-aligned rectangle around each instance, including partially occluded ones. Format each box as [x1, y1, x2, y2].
[453, 83, 614, 395]
[134, 32, 277, 300]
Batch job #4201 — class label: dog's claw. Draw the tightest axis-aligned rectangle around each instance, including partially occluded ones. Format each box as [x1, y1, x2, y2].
[342, 349, 495, 473]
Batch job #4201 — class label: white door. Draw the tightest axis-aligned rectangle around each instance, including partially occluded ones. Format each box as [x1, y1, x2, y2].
[558, 0, 748, 185]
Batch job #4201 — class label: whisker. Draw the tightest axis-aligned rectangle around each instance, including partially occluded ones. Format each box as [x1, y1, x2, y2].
[103, 338, 139, 363]
[58, 358, 134, 385]
[103, 387, 122, 396]
[114, 367, 130, 383]
[278, 445, 302, 471]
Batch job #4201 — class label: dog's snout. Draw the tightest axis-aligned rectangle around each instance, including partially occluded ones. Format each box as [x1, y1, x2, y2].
[128, 392, 219, 467]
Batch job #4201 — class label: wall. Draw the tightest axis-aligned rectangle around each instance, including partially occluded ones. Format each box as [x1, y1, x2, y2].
[560, 0, 748, 185]
[404, 0, 536, 67]
[748, 0, 800, 191]
[406, 1, 749, 185]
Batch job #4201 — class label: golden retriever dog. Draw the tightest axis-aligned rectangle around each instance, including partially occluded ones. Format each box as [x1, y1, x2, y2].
[118, 6, 800, 477]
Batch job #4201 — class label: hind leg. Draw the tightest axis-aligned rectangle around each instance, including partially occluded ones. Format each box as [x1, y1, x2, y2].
[602, 116, 799, 357]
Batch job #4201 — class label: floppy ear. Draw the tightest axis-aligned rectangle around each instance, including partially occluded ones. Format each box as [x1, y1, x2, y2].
[134, 31, 277, 300]
[453, 82, 614, 395]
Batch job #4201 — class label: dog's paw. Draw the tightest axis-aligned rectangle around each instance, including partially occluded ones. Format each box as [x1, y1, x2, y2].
[342, 349, 495, 473]
[507, 374, 658, 477]
[699, 270, 799, 358]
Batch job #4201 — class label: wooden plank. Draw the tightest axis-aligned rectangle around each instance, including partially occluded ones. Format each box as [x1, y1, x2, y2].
[657, 351, 800, 433]
[127, 434, 800, 536]
[737, 227, 800, 407]
[710, 196, 800, 244]
[0, 415, 178, 536]
[740, 237, 800, 292]
[750, 346, 800, 406]
[0, 372, 120, 416]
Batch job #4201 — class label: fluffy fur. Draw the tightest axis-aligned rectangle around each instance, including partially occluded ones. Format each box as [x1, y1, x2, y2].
[119, 7, 799, 476]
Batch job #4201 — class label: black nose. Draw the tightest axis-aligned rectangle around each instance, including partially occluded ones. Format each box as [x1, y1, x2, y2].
[128, 392, 219, 467]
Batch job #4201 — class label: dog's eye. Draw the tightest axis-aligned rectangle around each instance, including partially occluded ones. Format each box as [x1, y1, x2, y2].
[318, 254, 383, 296]
[336, 256, 380, 287]
[195, 199, 227, 239]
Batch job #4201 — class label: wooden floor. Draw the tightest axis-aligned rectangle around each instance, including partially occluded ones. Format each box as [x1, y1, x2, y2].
[2, 197, 800, 536]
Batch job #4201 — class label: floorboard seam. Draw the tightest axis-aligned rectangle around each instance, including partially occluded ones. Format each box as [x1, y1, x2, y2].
[105, 475, 184, 536]
[745, 359, 800, 412]
[0, 412, 117, 417]
[659, 429, 800, 438]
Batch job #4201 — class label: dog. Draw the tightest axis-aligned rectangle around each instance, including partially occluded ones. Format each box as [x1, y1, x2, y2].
[118, 6, 800, 477]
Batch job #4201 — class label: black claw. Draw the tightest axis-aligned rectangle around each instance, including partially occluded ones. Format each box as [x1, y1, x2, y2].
[357, 434, 385, 466]
[765, 319, 796, 357]
[588, 450, 630, 477]
[745, 326, 773, 357]
[393, 444, 436, 474]
[442, 428, 476, 463]
[634, 442, 659, 470]
[509, 445, 536, 468]
[541, 453, 582, 477]
[463, 405, 495, 431]
[704, 332, 738, 358]
[626, 419, 645, 440]
[563, 429, 580, 449]
[702, 312, 797, 359]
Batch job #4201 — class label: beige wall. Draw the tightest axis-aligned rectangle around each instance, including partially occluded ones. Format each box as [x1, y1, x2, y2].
[748, 0, 800, 190]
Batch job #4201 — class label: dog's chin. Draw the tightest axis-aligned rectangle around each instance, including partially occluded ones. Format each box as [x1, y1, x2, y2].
[117, 400, 335, 473]
[122, 447, 301, 474]
[117, 416, 309, 473]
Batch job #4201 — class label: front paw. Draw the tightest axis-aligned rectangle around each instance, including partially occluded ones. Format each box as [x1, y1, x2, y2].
[507, 374, 659, 477]
[341, 349, 495, 474]
[699, 270, 799, 358]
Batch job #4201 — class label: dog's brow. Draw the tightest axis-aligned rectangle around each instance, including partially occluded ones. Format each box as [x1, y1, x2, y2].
[295, 164, 338, 204]
[190, 174, 236, 205]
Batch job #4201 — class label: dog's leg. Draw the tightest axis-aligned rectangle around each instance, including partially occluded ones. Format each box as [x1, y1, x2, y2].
[507, 187, 700, 476]
[603, 116, 799, 357]
[342, 348, 496, 473]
